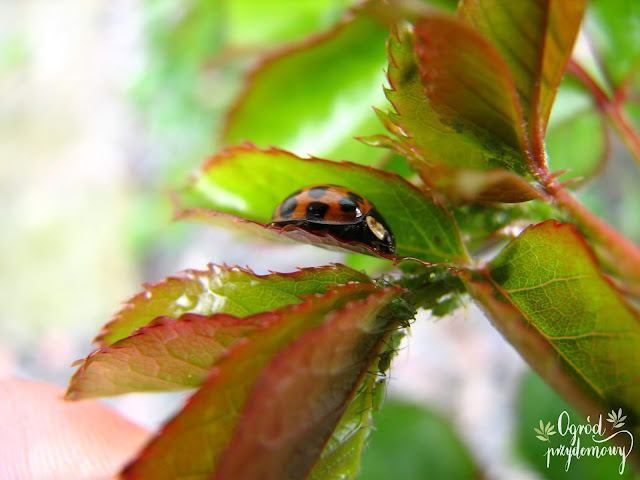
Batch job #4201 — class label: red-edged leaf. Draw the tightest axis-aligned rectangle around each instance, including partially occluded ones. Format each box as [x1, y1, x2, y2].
[458, 0, 586, 160]
[67, 314, 263, 399]
[414, 15, 532, 169]
[465, 221, 640, 452]
[377, 24, 539, 203]
[213, 288, 403, 480]
[175, 144, 469, 265]
[420, 166, 543, 204]
[120, 284, 401, 480]
[95, 263, 370, 347]
[308, 338, 393, 479]
[67, 265, 373, 399]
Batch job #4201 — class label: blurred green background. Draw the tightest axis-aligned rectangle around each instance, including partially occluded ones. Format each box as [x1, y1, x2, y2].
[1, 1, 638, 479]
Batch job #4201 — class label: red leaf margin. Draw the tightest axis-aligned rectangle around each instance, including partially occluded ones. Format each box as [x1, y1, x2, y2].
[119, 284, 403, 479]
[94, 263, 372, 347]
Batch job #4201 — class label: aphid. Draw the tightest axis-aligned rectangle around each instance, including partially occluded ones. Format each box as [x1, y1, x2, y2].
[270, 185, 395, 254]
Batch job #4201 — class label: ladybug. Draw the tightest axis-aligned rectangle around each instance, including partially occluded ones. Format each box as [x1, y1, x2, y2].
[270, 185, 395, 255]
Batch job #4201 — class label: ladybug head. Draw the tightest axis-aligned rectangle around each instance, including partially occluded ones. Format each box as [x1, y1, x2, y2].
[363, 210, 395, 255]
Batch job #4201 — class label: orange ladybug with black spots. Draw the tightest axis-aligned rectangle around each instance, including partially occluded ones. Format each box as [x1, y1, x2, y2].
[270, 185, 395, 254]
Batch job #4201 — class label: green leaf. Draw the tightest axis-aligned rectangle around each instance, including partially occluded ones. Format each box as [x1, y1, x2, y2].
[384, 24, 529, 170]
[120, 284, 402, 480]
[358, 401, 481, 480]
[584, 0, 640, 89]
[466, 221, 640, 459]
[95, 263, 370, 346]
[379, 23, 540, 203]
[67, 265, 373, 399]
[222, 10, 391, 164]
[413, 15, 531, 171]
[458, 0, 586, 146]
[381, 25, 491, 171]
[175, 145, 469, 265]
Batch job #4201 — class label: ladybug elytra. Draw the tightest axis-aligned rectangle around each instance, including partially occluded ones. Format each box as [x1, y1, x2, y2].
[270, 185, 395, 255]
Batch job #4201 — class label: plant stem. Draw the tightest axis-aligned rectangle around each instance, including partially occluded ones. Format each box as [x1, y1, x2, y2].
[567, 60, 640, 168]
[546, 181, 640, 286]
[607, 105, 640, 166]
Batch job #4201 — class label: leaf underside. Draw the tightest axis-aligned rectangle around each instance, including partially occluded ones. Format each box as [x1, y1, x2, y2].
[121, 284, 403, 480]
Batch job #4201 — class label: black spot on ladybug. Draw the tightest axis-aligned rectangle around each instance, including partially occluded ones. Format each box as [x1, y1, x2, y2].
[347, 191, 364, 204]
[306, 201, 329, 221]
[338, 196, 358, 212]
[279, 196, 298, 219]
[307, 186, 329, 199]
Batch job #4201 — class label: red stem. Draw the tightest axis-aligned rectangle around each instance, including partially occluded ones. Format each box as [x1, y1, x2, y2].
[567, 59, 640, 167]
[548, 60, 640, 289]
[546, 181, 640, 286]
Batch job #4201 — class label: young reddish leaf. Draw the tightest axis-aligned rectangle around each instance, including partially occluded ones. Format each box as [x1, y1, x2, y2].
[67, 314, 262, 399]
[69, 265, 372, 399]
[414, 15, 532, 168]
[420, 166, 543, 204]
[213, 288, 402, 480]
[458, 0, 586, 158]
[466, 221, 640, 448]
[175, 144, 470, 265]
[120, 284, 401, 480]
[222, 9, 390, 165]
[378, 25, 539, 203]
[95, 263, 370, 347]
[382, 25, 524, 172]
